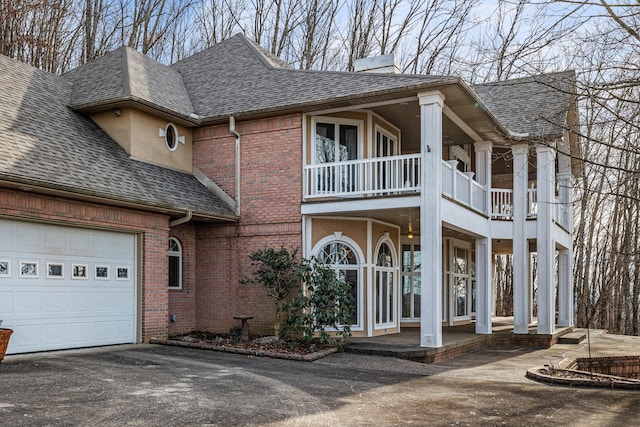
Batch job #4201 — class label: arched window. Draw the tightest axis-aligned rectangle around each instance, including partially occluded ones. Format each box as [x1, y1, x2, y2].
[316, 241, 360, 327]
[168, 237, 182, 289]
[375, 240, 397, 329]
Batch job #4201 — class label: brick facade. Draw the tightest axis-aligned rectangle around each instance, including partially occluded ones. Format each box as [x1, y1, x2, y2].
[0, 188, 170, 342]
[168, 222, 197, 336]
[192, 114, 303, 335]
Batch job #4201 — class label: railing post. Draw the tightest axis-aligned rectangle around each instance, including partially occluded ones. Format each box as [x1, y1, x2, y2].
[474, 141, 493, 215]
[465, 171, 474, 206]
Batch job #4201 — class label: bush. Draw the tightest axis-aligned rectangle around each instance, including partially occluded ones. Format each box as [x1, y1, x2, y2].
[284, 257, 353, 344]
[242, 246, 304, 338]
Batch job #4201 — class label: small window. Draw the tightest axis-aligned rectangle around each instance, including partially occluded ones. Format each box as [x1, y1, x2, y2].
[165, 123, 178, 151]
[168, 237, 182, 289]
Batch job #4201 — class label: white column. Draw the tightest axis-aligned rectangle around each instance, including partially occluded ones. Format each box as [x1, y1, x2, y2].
[474, 141, 493, 334]
[475, 238, 493, 334]
[536, 143, 557, 335]
[557, 248, 573, 327]
[512, 144, 530, 334]
[557, 142, 574, 327]
[474, 141, 493, 215]
[419, 91, 444, 348]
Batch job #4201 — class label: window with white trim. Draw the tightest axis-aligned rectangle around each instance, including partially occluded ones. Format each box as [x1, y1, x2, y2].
[165, 123, 179, 151]
[317, 241, 360, 326]
[168, 237, 182, 289]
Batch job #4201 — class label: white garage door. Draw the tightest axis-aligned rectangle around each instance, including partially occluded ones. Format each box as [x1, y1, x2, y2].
[0, 219, 137, 355]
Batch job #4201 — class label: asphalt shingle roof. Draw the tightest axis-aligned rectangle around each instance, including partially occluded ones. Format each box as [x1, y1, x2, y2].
[67, 47, 194, 119]
[473, 71, 575, 139]
[0, 54, 235, 218]
[172, 34, 453, 120]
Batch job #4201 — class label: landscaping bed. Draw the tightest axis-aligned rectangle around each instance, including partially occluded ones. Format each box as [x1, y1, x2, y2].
[151, 331, 341, 362]
[527, 366, 640, 390]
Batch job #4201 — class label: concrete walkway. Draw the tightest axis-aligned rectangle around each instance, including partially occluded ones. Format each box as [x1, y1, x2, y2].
[1, 330, 639, 426]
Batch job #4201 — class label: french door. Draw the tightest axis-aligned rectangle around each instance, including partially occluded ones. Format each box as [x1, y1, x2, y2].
[314, 119, 360, 193]
[375, 241, 397, 329]
[401, 243, 421, 320]
[451, 244, 471, 322]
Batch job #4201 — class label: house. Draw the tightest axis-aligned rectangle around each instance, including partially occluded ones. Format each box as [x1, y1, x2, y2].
[0, 34, 579, 354]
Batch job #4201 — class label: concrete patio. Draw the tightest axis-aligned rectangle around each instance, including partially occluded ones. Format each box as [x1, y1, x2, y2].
[345, 317, 575, 362]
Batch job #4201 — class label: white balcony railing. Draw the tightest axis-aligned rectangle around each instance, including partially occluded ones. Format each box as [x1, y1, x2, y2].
[491, 188, 538, 219]
[491, 189, 513, 219]
[304, 154, 422, 199]
[441, 160, 485, 213]
[304, 156, 487, 214]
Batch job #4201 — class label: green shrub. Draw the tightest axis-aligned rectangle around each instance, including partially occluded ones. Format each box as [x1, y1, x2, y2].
[284, 257, 353, 344]
[242, 246, 304, 338]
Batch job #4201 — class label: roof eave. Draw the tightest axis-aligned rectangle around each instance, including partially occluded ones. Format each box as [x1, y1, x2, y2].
[70, 96, 200, 127]
[0, 176, 238, 223]
[197, 79, 460, 125]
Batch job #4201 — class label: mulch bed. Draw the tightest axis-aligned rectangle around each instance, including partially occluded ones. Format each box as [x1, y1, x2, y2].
[150, 331, 341, 362]
[527, 366, 640, 390]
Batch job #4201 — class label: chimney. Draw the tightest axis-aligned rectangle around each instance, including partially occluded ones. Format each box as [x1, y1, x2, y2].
[353, 54, 399, 74]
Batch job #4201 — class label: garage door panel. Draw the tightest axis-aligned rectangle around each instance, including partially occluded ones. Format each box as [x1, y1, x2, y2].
[93, 321, 112, 340]
[68, 232, 91, 256]
[42, 323, 67, 345]
[113, 292, 134, 310]
[93, 291, 114, 311]
[12, 324, 42, 348]
[14, 226, 42, 252]
[68, 322, 92, 344]
[69, 291, 91, 311]
[1, 220, 137, 355]
[114, 320, 134, 339]
[43, 291, 67, 313]
[0, 291, 12, 311]
[44, 228, 67, 253]
[15, 291, 42, 313]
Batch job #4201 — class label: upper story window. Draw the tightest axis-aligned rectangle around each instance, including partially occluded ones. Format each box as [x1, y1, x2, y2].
[375, 127, 397, 158]
[168, 237, 182, 289]
[165, 123, 178, 151]
[313, 118, 362, 164]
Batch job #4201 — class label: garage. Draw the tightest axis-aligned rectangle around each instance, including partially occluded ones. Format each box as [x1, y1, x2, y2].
[0, 219, 137, 355]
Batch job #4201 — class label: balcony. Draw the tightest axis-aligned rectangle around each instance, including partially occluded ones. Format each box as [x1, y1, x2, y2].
[304, 155, 486, 214]
[490, 189, 570, 229]
[490, 188, 537, 219]
[304, 154, 422, 199]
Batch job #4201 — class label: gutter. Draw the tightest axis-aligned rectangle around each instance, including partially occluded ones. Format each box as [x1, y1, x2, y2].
[169, 210, 192, 227]
[229, 116, 241, 216]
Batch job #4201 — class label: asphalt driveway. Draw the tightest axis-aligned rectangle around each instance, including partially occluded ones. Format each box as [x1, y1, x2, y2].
[1, 341, 639, 426]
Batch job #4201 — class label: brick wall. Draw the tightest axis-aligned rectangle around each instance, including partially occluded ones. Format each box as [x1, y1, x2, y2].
[0, 189, 170, 341]
[168, 222, 197, 336]
[576, 356, 640, 379]
[193, 114, 303, 335]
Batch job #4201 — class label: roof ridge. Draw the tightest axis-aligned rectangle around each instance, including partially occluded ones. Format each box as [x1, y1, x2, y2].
[474, 70, 575, 87]
[121, 46, 131, 95]
[235, 33, 277, 70]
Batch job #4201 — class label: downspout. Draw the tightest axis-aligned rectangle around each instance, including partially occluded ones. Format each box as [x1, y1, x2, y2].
[229, 116, 241, 216]
[169, 210, 192, 227]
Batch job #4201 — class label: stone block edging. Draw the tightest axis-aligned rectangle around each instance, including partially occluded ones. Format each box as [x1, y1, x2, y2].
[526, 367, 640, 390]
[150, 338, 339, 361]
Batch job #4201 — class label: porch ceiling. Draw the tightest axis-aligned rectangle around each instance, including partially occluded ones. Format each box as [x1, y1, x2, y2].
[310, 206, 481, 244]
[370, 88, 510, 153]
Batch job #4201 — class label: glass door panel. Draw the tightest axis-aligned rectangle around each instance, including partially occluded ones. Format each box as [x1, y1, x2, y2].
[375, 242, 396, 329]
[401, 243, 421, 320]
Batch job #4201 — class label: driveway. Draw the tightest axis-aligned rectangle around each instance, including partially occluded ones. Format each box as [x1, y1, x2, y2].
[1, 341, 639, 426]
